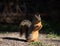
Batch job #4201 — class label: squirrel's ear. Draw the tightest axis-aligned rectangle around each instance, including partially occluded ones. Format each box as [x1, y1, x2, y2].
[35, 14, 41, 21]
[35, 14, 39, 19]
[39, 14, 40, 18]
[38, 14, 41, 21]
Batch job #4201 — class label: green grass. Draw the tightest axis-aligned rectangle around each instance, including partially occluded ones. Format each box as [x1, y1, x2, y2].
[28, 41, 57, 46]
[46, 32, 60, 38]
[29, 41, 42, 46]
[40, 19, 60, 36]
[41, 20, 54, 34]
[28, 41, 48, 46]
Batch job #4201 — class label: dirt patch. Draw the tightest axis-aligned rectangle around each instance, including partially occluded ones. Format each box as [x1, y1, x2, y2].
[0, 32, 60, 46]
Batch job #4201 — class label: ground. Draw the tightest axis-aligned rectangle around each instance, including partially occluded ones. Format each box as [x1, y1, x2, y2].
[0, 32, 60, 46]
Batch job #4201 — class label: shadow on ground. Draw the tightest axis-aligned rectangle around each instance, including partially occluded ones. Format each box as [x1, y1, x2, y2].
[2, 37, 27, 42]
[51, 39, 60, 42]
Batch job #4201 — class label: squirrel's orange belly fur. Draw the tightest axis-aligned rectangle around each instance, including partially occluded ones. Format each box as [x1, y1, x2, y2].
[28, 22, 42, 42]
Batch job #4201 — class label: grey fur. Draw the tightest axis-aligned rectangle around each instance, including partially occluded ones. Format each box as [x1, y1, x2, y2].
[20, 20, 32, 27]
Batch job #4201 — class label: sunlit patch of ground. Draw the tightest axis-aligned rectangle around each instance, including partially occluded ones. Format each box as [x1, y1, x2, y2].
[0, 32, 60, 46]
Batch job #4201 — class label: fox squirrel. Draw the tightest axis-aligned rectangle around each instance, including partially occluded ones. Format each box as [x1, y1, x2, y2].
[19, 14, 42, 42]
